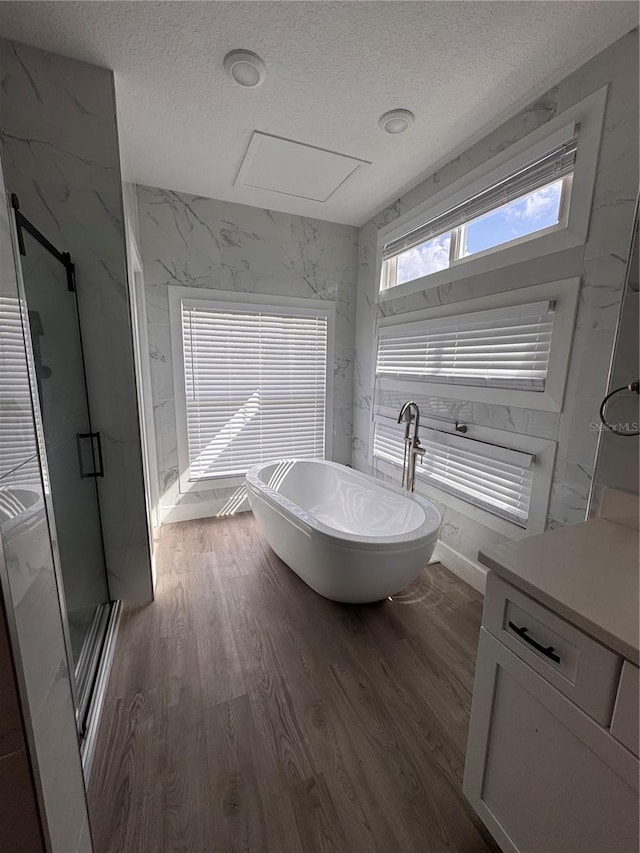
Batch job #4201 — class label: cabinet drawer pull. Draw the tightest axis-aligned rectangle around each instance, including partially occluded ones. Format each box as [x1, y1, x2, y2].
[508, 621, 561, 664]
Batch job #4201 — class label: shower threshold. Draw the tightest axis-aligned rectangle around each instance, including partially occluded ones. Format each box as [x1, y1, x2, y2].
[75, 600, 122, 779]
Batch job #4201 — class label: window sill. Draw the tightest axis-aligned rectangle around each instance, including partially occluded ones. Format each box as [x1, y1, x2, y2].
[178, 473, 246, 494]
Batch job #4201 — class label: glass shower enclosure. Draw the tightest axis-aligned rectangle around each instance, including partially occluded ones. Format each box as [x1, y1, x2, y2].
[11, 195, 113, 739]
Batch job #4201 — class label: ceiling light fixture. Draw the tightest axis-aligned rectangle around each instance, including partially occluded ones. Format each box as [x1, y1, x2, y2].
[224, 49, 266, 88]
[379, 109, 415, 134]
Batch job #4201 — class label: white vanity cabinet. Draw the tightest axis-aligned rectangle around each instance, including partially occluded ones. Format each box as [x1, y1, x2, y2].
[464, 518, 640, 853]
[611, 661, 640, 757]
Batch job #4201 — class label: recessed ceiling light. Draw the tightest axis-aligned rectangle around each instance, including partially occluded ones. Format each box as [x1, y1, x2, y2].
[379, 109, 415, 134]
[224, 49, 266, 88]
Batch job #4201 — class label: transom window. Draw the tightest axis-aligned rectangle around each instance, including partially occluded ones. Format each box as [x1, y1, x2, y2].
[381, 137, 576, 292]
[171, 291, 333, 490]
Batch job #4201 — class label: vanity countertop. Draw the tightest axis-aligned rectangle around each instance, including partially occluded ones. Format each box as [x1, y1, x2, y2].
[479, 517, 639, 664]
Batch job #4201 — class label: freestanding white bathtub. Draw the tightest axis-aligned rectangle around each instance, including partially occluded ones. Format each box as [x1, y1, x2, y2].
[245, 459, 441, 603]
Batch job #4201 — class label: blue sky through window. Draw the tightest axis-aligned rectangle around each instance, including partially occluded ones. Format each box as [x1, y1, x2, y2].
[389, 178, 565, 289]
[463, 180, 563, 257]
[396, 231, 451, 285]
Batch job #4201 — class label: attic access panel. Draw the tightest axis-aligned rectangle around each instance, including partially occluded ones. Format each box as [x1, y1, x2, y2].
[234, 131, 371, 202]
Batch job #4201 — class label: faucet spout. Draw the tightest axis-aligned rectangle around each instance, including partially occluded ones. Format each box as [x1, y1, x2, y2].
[397, 399, 418, 425]
[397, 401, 410, 423]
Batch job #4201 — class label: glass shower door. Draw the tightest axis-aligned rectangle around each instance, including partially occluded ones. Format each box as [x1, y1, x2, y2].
[17, 219, 111, 731]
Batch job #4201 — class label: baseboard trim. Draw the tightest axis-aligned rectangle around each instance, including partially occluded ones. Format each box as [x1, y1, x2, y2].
[159, 502, 251, 525]
[430, 541, 488, 595]
[80, 599, 122, 783]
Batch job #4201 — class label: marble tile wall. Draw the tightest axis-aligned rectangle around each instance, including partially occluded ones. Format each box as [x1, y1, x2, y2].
[353, 30, 639, 563]
[0, 157, 92, 850]
[0, 40, 152, 604]
[590, 217, 639, 508]
[137, 186, 358, 522]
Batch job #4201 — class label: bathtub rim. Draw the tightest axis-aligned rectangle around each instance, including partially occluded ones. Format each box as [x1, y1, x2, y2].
[245, 458, 441, 552]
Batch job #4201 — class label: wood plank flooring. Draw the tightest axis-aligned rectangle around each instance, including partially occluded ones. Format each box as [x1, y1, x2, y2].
[88, 514, 498, 853]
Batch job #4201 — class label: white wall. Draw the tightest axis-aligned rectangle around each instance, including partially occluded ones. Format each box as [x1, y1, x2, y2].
[136, 185, 358, 523]
[352, 30, 639, 569]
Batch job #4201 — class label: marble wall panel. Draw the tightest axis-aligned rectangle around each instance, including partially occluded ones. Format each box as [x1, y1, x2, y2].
[352, 30, 639, 565]
[137, 186, 358, 521]
[0, 39, 152, 604]
[590, 220, 639, 506]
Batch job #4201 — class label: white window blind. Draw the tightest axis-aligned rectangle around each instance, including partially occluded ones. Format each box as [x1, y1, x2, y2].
[0, 295, 40, 483]
[373, 420, 534, 526]
[181, 302, 328, 481]
[382, 136, 577, 261]
[376, 300, 554, 391]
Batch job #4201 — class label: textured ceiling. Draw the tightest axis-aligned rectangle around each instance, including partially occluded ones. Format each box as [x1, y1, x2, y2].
[0, 1, 637, 225]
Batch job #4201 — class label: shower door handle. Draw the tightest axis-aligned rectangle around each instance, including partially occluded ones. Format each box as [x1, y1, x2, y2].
[77, 432, 105, 478]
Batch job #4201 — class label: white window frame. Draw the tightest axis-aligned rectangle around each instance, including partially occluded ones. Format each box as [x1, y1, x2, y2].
[372, 411, 556, 538]
[376, 87, 607, 302]
[381, 171, 574, 293]
[168, 287, 335, 494]
[375, 278, 580, 413]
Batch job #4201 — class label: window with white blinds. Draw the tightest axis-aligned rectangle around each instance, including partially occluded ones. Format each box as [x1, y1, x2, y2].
[179, 299, 330, 482]
[373, 420, 535, 527]
[376, 300, 555, 391]
[0, 295, 40, 483]
[381, 132, 576, 291]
